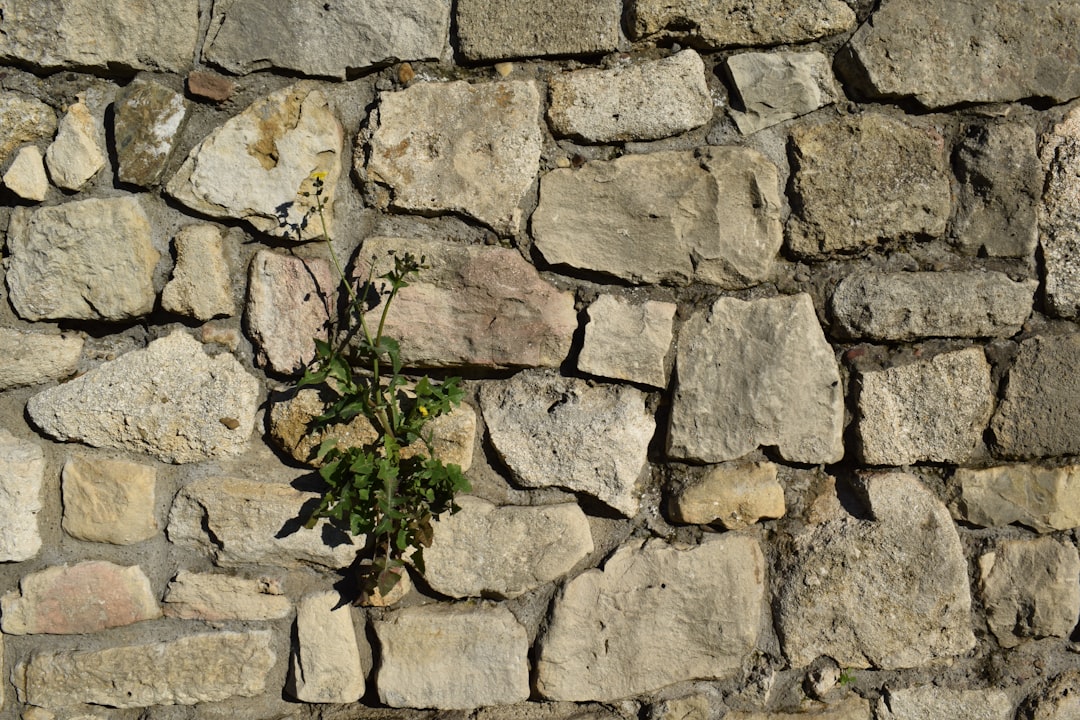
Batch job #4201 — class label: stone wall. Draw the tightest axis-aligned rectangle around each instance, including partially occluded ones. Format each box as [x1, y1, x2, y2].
[1, 1, 1079, 718]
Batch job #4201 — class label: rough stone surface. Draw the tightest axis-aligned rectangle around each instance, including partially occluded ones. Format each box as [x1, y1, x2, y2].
[667, 462, 785, 529]
[163, 571, 291, 622]
[547, 50, 712, 143]
[876, 686, 1013, 720]
[726, 51, 839, 135]
[114, 77, 187, 187]
[204, 0, 451, 79]
[424, 496, 594, 599]
[456, 0, 621, 61]
[0, 91, 57, 166]
[1025, 670, 1080, 720]
[991, 334, 1080, 458]
[5, 196, 159, 321]
[954, 464, 1080, 533]
[1, 561, 161, 634]
[288, 591, 365, 703]
[0, 329, 83, 390]
[856, 347, 993, 465]
[27, 332, 259, 464]
[44, 97, 106, 190]
[786, 113, 951, 256]
[187, 70, 235, 102]
[481, 370, 654, 516]
[15, 631, 275, 709]
[353, 237, 576, 368]
[843, 0, 1080, 108]
[726, 698, 872, 720]
[375, 604, 530, 709]
[668, 294, 844, 464]
[167, 83, 343, 241]
[0, 429, 44, 562]
[536, 535, 765, 701]
[777, 473, 975, 669]
[533, 148, 782, 288]
[830, 271, 1037, 340]
[578, 294, 676, 388]
[61, 455, 158, 545]
[3, 145, 49, 201]
[365, 81, 542, 235]
[167, 476, 360, 568]
[161, 224, 235, 321]
[979, 537, 1080, 648]
[1039, 108, 1080, 318]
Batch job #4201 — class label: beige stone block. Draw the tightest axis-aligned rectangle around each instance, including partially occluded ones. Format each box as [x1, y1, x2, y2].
[62, 455, 158, 545]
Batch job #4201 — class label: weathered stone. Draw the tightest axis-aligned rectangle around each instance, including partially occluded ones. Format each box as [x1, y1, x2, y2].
[0, 92, 56, 166]
[456, 0, 621, 61]
[777, 472, 975, 669]
[481, 370, 654, 516]
[533, 148, 781, 288]
[787, 114, 951, 256]
[27, 331, 259, 464]
[424, 496, 593, 599]
[842, 0, 1080, 108]
[204, 0, 450, 78]
[187, 70, 235, 103]
[288, 591, 365, 703]
[61, 455, 157, 545]
[365, 81, 542, 235]
[6, 196, 159, 321]
[3, 145, 48, 201]
[0, 429, 44, 562]
[952, 121, 1041, 257]
[856, 347, 993, 465]
[627, 0, 855, 47]
[668, 462, 785, 529]
[1025, 670, 1080, 720]
[547, 50, 712, 143]
[537, 535, 764, 701]
[353, 237, 576, 368]
[876, 685, 1013, 720]
[726, 51, 839, 135]
[161, 224, 235, 321]
[114, 77, 187, 187]
[375, 604, 529, 709]
[980, 537, 1080, 648]
[668, 294, 844, 464]
[15, 631, 275, 709]
[830, 271, 1037, 340]
[954, 464, 1080, 533]
[991, 334, 1080, 458]
[163, 571, 291, 622]
[167, 83, 343, 241]
[0, 329, 82, 390]
[726, 697, 872, 720]
[1039, 108, 1080, 318]
[1, 561, 160, 635]
[578, 295, 676, 388]
[44, 97, 106, 190]
[167, 476, 359, 568]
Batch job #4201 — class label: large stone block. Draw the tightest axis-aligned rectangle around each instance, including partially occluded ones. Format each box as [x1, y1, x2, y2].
[288, 591, 366, 703]
[954, 464, 1080, 533]
[726, 698, 872, 720]
[1039, 108, 1080, 318]
[113, 77, 187, 188]
[876, 686, 1013, 720]
[44, 96, 106, 191]
[667, 462, 785, 530]
[161, 224, 235, 321]
[61, 455, 158, 545]
[578, 294, 676, 389]
[0, 429, 44, 562]
[163, 571, 291, 622]
[0, 329, 83, 390]
[726, 51, 839, 135]
[456, 0, 621, 61]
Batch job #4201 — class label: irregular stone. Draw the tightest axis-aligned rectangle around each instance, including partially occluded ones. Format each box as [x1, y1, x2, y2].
[830, 271, 1037, 340]
[787, 113, 951, 256]
[161, 224, 235, 321]
[547, 50, 712, 143]
[288, 591, 365, 703]
[876, 685, 1013, 720]
[954, 464, 1080, 533]
[533, 148, 781, 288]
[480, 370, 654, 516]
[726, 51, 839, 135]
[61, 455, 157, 545]
[3, 145, 49, 201]
[578, 294, 676, 388]
[776, 472, 975, 669]
[0, 429, 44, 562]
[667, 462, 785, 530]
[353, 237, 576, 368]
[204, 0, 451, 78]
[163, 571, 291, 622]
[167, 83, 343, 241]
[365, 81, 542, 235]
[26, 331, 259, 464]
[15, 631, 275, 709]
[114, 77, 187, 187]
[187, 70, 235, 103]
[627, 0, 855, 47]
[456, 0, 621, 61]
[991, 334, 1080, 458]
[537, 535, 764, 701]
[668, 294, 844, 464]
[167, 476, 359, 568]
[726, 697, 872, 720]
[6, 196, 159, 321]
[0, 0, 199, 73]
[1, 561, 160, 635]
[0, 91, 57, 165]
[0, 329, 82, 390]
[952, 121, 1041, 257]
[1039, 108, 1080, 318]
[1025, 670, 1080, 720]
[44, 96, 106, 190]
[842, 0, 1080, 108]
[424, 496, 593, 599]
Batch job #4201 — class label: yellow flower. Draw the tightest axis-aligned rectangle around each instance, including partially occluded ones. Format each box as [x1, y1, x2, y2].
[418, 405, 429, 417]
[310, 170, 328, 181]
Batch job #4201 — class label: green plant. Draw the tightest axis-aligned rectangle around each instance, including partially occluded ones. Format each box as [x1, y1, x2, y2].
[837, 669, 856, 686]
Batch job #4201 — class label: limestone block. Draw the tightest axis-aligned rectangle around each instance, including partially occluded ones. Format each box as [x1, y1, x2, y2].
[3, 145, 48, 201]
[0, 329, 82, 390]
[288, 591, 365, 703]
[1039, 107, 1080, 318]
[0, 91, 56, 165]
[114, 77, 187, 187]
[954, 464, 1080, 532]
[667, 462, 785, 529]
[44, 96, 106, 190]
[627, 0, 855, 47]
[726, 697, 872, 720]
[61, 454, 158, 545]
[1025, 670, 1080, 720]
[163, 571, 291, 622]
[726, 51, 839, 134]
[876, 685, 1013, 720]
[0, 429, 44, 562]
[456, 0, 620, 61]
[162, 224, 235, 321]
[578, 294, 676, 388]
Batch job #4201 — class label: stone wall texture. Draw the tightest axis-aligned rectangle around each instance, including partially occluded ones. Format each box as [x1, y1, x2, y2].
[0, 1, 1078, 719]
